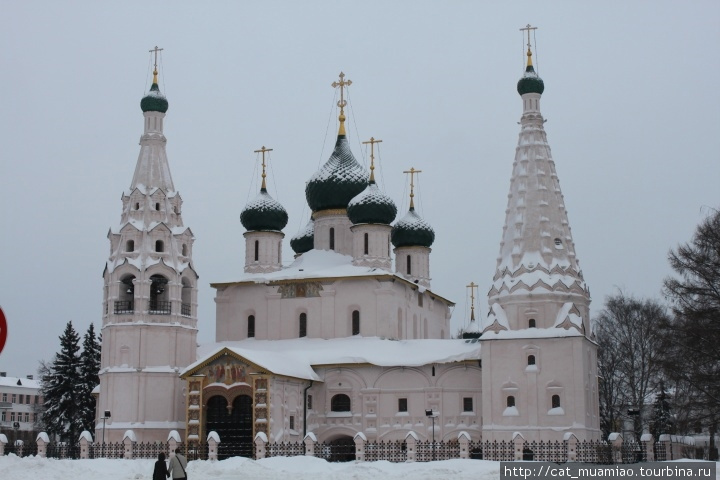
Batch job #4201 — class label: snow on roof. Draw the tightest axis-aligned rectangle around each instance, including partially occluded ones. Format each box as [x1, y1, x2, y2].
[481, 327, 583, 340]
[185, 336, 481, 381]
[211, 249, 453, 305]
[0, 376, 40, 389]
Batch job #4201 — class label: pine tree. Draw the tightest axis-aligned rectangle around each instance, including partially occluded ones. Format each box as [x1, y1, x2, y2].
[650, 381, 675, 438]
[77, 323, 101, 435]
[41, 321, 81, 443]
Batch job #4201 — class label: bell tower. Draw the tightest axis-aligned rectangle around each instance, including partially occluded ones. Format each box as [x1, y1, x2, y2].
[97, 48, 199, 442]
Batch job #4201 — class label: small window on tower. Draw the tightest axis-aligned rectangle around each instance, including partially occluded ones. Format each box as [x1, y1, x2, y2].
[155, 202, 160, 211]
[299, 313, 307, 338]
[406, 255, 412, 275]
[155, 240, 164, 252]
[507, 396, 516, 408]
[254, 240, 259, 261]
[247, 315, 255, 338]
[528, 318, 536, 328]
[398, 398, 408, 412]
[352, 310, 360, 336]
[135, 202, 140, 210]
[463, 397, 473, 412]
[364, 233, 369, 255]
[289, 415, 295, 430]
[552, 395, 561, 409]
[554, 238, 564, 250]
[528, 355, 536, 366]
[329, 228, 335, 250]
[182, 244, 188, 256]
[126, 240, 135, 252]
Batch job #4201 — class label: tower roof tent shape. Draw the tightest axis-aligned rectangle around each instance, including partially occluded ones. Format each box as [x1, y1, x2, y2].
[290, 218, 314, 254]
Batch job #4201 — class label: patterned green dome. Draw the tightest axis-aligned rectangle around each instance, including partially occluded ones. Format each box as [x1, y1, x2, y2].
[240, 188, 288, 231]
[517, 65, 545, 96]
[306, 135, 368, 212]
[391, 207, 435, 248]
[290, 218, 314, 254]
[141, 83, 169, 113]
[348, 181, 397, 225]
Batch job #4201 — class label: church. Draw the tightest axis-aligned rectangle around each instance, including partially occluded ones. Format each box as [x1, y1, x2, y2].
[95, 36, 601, 454]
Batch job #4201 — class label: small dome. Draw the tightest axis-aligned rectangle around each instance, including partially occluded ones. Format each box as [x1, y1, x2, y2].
[306, 135, 368, 212]
[290, 218, 314, 254]
[517, 65, 545, 96]
[240, 188, 288, 231]
[141, 83, 169, 113]
[391, 207, 435, 248]
[348, 182, 397, 225]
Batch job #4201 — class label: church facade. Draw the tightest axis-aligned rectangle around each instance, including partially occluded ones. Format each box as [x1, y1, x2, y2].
[96, 40, 601, 450]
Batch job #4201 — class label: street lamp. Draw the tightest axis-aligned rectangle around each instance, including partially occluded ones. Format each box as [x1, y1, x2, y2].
[100, 410, 111, 457]
[425, 409, 437, 461]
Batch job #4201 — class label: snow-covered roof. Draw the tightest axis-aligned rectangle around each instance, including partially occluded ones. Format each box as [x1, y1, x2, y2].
[211, 249, 453, 305]
[0, 376, 40, 389]
[184, 336, 481, 381]
[481, 327, 583, 340]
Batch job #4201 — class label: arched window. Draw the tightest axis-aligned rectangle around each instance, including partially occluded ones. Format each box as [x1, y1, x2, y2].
[247, 315, 255, 338]
[254, 240, 259, 261]
[181, 277, 192, 316]
[552, 395, 561, 409]
[406, 255, 411, 275]
[126, 240, 134, 252]
[331, 394, 351, 412]
[329, 228, 335, 250]
[115, 275, 136, 314]
[299, 313, 307, 338]
[363, 233, 369, 255]
[527, 355, 536, 366]
[149, 274, 170, 314]
[134, 202, 140, 210]
[155, 202, 160, 211]
[528, 318, 536, 328]
[181, 244, 187, 256]
[155, 240, 164, 252]
[507, 396, 516, 408]
[352, 310, 360, 336]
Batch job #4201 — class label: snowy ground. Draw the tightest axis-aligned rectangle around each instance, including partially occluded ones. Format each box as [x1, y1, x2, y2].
[1, 455, 719, 480]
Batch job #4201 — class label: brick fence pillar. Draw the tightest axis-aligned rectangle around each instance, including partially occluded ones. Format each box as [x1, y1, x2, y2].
[254, 432, 267, 459]
[353, 432, 366, 462]
[458, 431, 471, 459]
[207, 431, 220, 461]
[304, 432, 317, 457]
[609, 433, 623, 464]
[564, 433, 578, 462]
[513, 432, 525, 461]
[641, 434, 654, 462]
[405, 431, 418, 462]
[123, 430, 136, 459]
[35, 432, 48, 458]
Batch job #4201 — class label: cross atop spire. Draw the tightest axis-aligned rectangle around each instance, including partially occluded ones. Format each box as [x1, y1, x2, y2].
[467, 281, 478, 322]
[331, 72, 352, 136]
[149, 46, 164, 84]
[519, 24, 537, 67]
[254, 146, 273, 190]
[403, 167, 422, 209]
[362, 137, 382, 183]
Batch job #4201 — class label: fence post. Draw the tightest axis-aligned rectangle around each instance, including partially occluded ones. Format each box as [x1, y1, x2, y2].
[353, 432, 366, 462]
[458, 431, 471, 459]
[254, 432, 268, 459]
[79, 431, 93, 459]
[563, 433, 578, 462]
[512, 432, 525, 461]
[0, 434, 6, 456]
[168, 430, 181, 458]
[405, 431, 418, 462]
[207, 431, 220, 461]
[35, 432, 48, 458]
[123, 430, 136, 459]
[15, 439, 24, 457]
[304, 432, 317, 457]
[658, 434, 672, 461]
[640, 433, 654, 461]
[608, 433, 623, 463]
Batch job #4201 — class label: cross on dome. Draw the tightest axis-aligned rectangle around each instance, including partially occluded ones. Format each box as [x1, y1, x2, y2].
[254, 146, 273, 190]
[403, 167, 422, 209]
[149, 45, 164, 84]
[331, 72, 352, 135]
[362, 137, 382, 183]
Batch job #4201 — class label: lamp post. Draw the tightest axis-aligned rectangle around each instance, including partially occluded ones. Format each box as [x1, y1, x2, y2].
[100, 410, 111, 457]
[425, 409, 437, 461]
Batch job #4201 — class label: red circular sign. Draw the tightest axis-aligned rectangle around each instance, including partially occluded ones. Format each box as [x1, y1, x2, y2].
[0, 307, 6, 355]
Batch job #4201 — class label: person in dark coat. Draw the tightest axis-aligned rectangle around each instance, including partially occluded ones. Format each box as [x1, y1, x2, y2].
[153, 452, 169, 480]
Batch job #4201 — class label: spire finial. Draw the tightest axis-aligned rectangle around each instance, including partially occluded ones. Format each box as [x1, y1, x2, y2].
[519, 24, 537, 67]
[331, 72, 352, 136]
[466, 281, 478, 322]
[254, 146, 273, 190]
[403, 167, 422, 210]
[149, 46, 164, 84]
[362, 137, 383, 183]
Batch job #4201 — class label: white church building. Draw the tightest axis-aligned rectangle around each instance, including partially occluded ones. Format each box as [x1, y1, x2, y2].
[95, 40, 601, 452]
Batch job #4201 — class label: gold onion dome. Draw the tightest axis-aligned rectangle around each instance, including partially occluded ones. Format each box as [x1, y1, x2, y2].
[240, 187, 288, 232]
[290, 218, 315, 254]
[391, 207, 435, 248]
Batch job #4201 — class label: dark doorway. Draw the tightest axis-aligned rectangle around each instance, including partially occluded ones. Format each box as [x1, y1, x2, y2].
[206, 394, 253, 459]
[328, 436, 356, 462]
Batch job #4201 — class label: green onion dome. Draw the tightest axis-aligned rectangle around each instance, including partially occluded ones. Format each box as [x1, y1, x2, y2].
[347, 181, 397, 225]
[141, 83, 169, 113]
[290, 218, 314, 254]
[305, 135, 369, 212]
[240, 188, 288, 231]
[391, 207, 435, 248]
[517, 64, 544, 96]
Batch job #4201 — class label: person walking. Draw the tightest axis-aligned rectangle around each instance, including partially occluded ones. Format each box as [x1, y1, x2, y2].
[168, 450, 188, 480]
[153, 452, 169, 480]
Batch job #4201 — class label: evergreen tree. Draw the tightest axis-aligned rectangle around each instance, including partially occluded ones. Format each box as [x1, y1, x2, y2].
[650, 381, 675, 438]
[77, 323, 101, 435]
[41, 321, 81, 443]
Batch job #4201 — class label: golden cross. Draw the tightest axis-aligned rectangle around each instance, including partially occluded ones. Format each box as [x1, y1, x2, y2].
[149, 46, 164, 83]
[466, 282, 478, 321]
[403, 167, 422, 209]
[254, 146, 273, 189]
[519, 24, 537, 66]
[362, 137, 383, 182]
[331, 72, 352, 111]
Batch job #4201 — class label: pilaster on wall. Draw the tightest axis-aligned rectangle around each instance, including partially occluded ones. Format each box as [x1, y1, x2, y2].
[185, 377, 203, 446]
[254, 376, 269, 441]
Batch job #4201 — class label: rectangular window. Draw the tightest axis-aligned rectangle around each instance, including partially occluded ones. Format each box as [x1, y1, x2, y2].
[18, 394, 23, 404]
[307, 395, 313, 410]
[1, 393, 6, 402]
[1, 411, 5, 421]
[24, 413, 29, 423]
[35, 395, 39, 404]
[10, 412, 15, 422]
[398, 398, 408, 413]
[26, 395, 30, 405]
[289, 415, 295, 430]
[463, 397, 473, 412]
[11, 394, 16, 403]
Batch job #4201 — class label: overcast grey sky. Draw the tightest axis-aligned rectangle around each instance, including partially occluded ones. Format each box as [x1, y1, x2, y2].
[1, 1, 719, 376]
